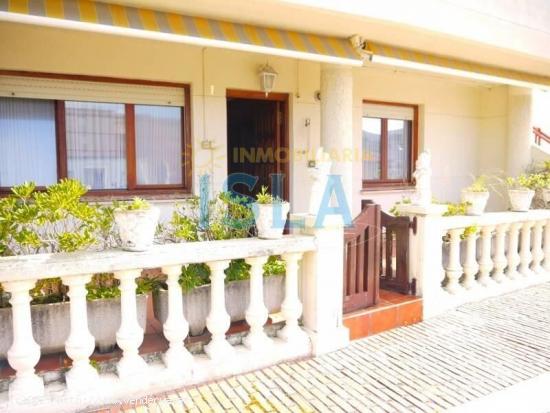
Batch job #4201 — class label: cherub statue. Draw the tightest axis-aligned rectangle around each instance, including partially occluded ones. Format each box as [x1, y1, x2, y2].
[308, 147, 332, 216]
[413, 150, 432, 206]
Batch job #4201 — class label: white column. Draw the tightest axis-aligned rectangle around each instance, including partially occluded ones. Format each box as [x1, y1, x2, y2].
[531, 221, 545, 274]
[506, 223, 522, 280]
[114, 269, 148, 379]
[161, 265, 193, 378]
[61, 274, 98, 392]
[3, 280, 44, 400]
[462, 229, 479, 290]
[204, 260, 234, 361]
[320, 65, 353, 213]
[544, 220, 550, 272]
[277, 252, 308, 345]
[519, 221, 534, 276]
[243, 256, 271, 352]
[444, 229, 464, 294]
[478, 226, 495, 287]
[492, 224, 508, 283]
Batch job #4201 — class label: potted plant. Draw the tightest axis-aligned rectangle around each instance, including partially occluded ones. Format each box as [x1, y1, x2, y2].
[461, 176, 490, 216]
[506, 174, 537, 212]
[252, 186, 290, 240]
[114, 197, 160, 251]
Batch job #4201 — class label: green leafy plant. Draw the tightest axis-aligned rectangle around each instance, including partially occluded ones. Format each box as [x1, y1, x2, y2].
[443, 201, 470, 216]
[464, 176, 488, 192]
[505, 174, 542, 190]
[179, 263, 211, 292]
[113, 197, 150, 211]
[255, 186, 282, 204]
[389, 197, 412, 216]
[461, 225, 479, 239]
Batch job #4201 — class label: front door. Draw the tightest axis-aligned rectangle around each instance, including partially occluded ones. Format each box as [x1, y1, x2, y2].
[226, 90, 289, 201]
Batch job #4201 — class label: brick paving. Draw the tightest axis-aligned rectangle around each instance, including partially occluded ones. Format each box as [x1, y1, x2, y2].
[95, 283, 550, 412]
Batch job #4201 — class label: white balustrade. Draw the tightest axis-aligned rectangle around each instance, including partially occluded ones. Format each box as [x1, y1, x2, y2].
[278, 252, 308, 344]
[244, 256, 271, 352]
[114, 269, 148, 380]
[519, 221, 534, 276]
[478, 226, 495, 286]
[3, 280, 44, 401]
[444, 229, 464, 294]
[62, 274, 98, 392]
[161, 265, 193, 377]
[545, 220, 550, 272]
[462, 229, 479, 290]
[531, 221, 544, 274]
[492, 224, 508, 283]
[0, 230, 345, 411]
[204, 260, 234, 361]
[506, 223, 522, 280]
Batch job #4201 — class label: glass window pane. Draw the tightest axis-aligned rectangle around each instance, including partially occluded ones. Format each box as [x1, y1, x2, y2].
[135, 105, 182, 185]
[387, 119, 410, 180]
[0, 97, 57, 187]
[65, 101, 126, 190]
[362, 117, 381, 180]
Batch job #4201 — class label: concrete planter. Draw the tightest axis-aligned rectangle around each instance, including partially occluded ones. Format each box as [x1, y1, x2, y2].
[153, 275, 285, 336]
[0, 295, 147, 359]
[253, 202, 290, 239]
[508, 189, 535, 212]
[542, 188, 550, 204]
[114, 207, 160, 251]
[461, 190, 489, 215]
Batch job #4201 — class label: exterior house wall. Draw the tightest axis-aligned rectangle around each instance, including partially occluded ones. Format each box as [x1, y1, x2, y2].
[0, 21, 515, 218]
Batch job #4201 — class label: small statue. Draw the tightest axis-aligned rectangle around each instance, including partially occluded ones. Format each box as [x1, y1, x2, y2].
[308, 148, 332, 216]
[413, 150, 432, 207]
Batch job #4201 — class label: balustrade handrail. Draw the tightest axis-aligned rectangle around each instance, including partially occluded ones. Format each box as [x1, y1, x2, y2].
[533, 126, 550, 145]
[0, 234, 316, 282]
[437, 209, 550, 231]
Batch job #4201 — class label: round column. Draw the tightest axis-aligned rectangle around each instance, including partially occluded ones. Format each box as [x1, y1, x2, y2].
[243, 256, 271, 352]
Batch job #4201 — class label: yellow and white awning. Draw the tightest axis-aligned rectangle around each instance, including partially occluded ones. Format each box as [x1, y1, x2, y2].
[366, 41, 550, 90]
[0, 0, 362, 65]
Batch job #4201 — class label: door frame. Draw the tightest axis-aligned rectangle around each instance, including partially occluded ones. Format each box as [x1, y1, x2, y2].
[226, 89, 290, 201]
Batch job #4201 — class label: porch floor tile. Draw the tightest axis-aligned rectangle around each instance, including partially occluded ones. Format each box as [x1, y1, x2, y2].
[89, 282, 550, 412]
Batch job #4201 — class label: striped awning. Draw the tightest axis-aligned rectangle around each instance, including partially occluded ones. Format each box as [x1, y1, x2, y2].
[0, 0, 362, 65]
[366, 42, 550, 89]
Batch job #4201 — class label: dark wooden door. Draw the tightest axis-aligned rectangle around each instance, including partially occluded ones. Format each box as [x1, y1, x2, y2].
[226, 92, 288, 200]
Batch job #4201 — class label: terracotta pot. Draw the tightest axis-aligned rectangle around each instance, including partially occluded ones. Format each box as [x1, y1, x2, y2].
[114, 207, 160, 251]
[252, 202, 290, 239]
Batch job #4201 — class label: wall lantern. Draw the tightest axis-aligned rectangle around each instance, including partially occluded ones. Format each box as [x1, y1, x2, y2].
[258, 63, 278, 96]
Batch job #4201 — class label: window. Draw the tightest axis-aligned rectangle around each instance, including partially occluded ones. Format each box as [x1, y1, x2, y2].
[362, 101, 417, 188]
[0, 73, 191, 195]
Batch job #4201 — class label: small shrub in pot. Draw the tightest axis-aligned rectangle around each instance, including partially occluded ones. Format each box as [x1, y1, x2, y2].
[461, 176, 489, 216]
[113, 197, 160, 251]
[252, 186, 290, 240]
[506, 175, 538, 212]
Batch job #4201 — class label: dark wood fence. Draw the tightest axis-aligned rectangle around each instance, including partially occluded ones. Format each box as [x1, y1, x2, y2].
[343, 202, 381, 313]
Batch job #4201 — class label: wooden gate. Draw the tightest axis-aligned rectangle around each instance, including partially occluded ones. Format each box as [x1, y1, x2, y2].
[380, 211, 416, 295]
[343, 202, 381, 313]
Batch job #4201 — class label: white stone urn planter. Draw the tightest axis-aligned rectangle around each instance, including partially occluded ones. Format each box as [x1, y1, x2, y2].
[114, 207, 160, 251]
[508, 189, 535, 212]
[0, 295, 148, 359]
[153, 275, 284, 336]
[461, 190, 489, 216]
[542, 188, 550, 204]
[253, 202, 290, 239]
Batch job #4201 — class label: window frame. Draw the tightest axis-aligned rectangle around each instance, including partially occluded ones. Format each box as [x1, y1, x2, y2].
[361, 99, 418, 190]
[0, 70, 192, 198]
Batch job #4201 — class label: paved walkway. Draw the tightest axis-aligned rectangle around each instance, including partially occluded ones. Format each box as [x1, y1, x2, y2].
[97, 283, 550, 413]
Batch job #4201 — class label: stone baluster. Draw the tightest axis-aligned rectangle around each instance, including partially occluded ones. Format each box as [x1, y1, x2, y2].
[114, 269, 148, 379]
[244, 256, 271, 352]
[161, 265, 193, 377]
[544, 220, 550, 272]
[506, 223, 522, 280]
[204, 260, 234, 360]
[492, 224, 508, 283]
[462, 228, 480, 289]
[444, 229, 464, 294]
[478, 226, 495, 287]
[3, 280, 44, 400]
[278, 252, 308, 344]
[61, 274, 98, 392]
[519, 221, 534, 276]
[531, 221, 545, 274]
